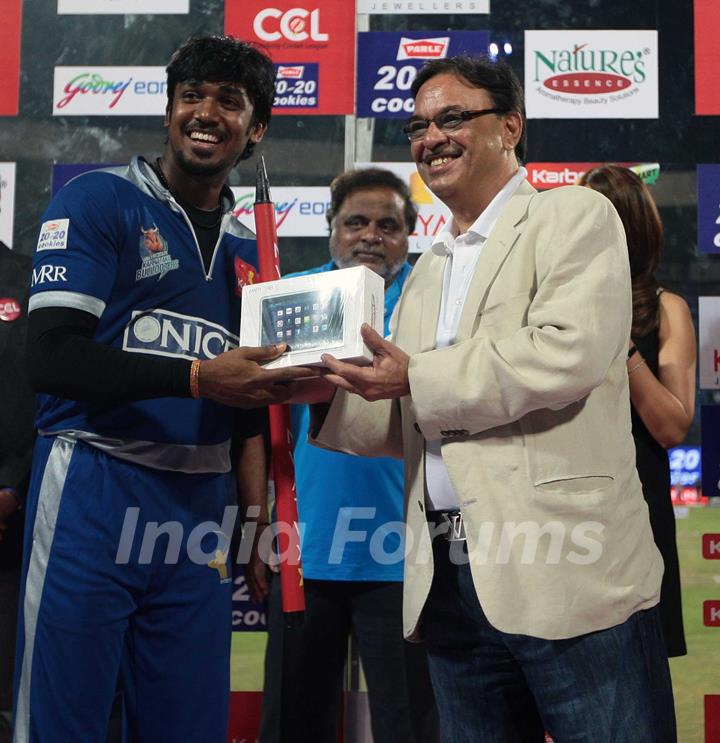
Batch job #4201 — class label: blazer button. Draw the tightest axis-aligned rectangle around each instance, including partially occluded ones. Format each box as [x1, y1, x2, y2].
[440, 430, 450, 437]
[413, 422, 421, 433]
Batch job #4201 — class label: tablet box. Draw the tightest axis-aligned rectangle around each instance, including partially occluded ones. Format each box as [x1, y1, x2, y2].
[239, 265, 384, 369]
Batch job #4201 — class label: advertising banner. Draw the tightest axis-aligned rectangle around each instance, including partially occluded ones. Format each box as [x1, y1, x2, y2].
[694, 0, 720, 115]
[355, 161, 451, 253]
[701, 405, 720, 499]
[704, 601, 720, 627]
[231, 572, 267, 632]
[228, 692, 263, 741]
[0, 0, 22, 116]
[669, 446, 702, 490]
[231, 187, 330, 237]
[356, 31, 489, 118]
[53, 67, 166, 116]
[669, 445, 704, 505]
[703, 534, 720, 559]
[707, 696, 720, 743]
[58, 0, 189, 12]
[0, 164, 16, 248]
[225, 0, 355, 116]
[524, 30, 658, 119]
[357, 0, 489, 12]
[697, 165, 720, 254]
[699, 296, 720, 389]
[526, 162, 660, 190]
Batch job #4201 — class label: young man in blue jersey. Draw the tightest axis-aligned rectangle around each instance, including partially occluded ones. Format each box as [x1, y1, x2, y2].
[246, 169, 438, 743]
[15, 35, 314, 743]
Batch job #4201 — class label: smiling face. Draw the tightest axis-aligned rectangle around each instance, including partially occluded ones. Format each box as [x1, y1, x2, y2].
[411, 72, 521, 227]
[164, 80, 266, 180]
[329, 186, 409, 287]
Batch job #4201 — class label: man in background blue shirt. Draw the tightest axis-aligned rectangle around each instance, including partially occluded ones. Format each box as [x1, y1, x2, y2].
[250, 168, 437, 743]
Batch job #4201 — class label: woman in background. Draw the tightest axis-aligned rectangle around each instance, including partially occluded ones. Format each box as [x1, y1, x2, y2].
[580, 165, 696, 657]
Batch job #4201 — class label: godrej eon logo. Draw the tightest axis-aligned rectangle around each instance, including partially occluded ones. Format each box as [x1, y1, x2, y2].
[253, 8, 328, 43]
[532, 43, 648, 94]
[397, 37, 450, 61]
[57, 72, 134, 109]
[53, 67, 167, 115]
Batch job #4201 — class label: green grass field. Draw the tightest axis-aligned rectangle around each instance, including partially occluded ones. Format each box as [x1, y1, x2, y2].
[231, 506, 720, 740]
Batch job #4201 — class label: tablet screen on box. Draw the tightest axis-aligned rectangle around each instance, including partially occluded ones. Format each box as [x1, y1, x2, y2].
[260, 287, 344, 352]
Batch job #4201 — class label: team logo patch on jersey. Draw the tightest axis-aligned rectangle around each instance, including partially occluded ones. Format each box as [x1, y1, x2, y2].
[234, 256, 258, 296]
[31, 265, 68, 286]
[37, 219, 70, 251]
[136, 225, 179, 281]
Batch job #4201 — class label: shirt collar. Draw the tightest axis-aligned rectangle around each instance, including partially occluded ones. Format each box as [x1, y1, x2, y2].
[431, 166, 528, 256]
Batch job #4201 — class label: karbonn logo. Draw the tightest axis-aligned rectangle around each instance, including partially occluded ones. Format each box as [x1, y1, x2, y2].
[253, 8, 328, 42]
[397, 37, 449, 61]
[527, 164, 595, 189]
[123, 309, 238, 360]
[533, 43, 647, 94]
[532, 168, 584, 186]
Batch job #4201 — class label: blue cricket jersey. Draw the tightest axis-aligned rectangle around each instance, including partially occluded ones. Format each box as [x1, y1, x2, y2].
[28, 157, 259, 473]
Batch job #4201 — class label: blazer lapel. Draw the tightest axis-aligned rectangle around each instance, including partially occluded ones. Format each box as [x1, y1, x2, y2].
[455, 183, 535, 341]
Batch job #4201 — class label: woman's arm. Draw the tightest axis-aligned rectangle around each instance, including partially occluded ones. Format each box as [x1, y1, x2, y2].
[628, 291, 696, 449]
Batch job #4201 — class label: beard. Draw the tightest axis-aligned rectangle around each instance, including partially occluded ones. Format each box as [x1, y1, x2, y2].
[171, 147, 230, 179]
[331, 248, 406, 286]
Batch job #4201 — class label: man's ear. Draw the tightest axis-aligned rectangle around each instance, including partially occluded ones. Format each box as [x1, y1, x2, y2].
[163, 103, 172, 128]
[249, 122, 267, 145]
[503, 111, 523, 152]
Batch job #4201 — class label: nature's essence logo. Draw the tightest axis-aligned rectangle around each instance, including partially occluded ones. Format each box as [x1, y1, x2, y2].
[533, 43, 648, 95]
[57, 72, 133, 109]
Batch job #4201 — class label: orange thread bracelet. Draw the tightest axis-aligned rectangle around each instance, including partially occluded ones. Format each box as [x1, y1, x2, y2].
[190, 359, 201, 399]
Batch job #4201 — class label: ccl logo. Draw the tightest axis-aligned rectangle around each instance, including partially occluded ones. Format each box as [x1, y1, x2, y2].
[253, 8, 328, 42]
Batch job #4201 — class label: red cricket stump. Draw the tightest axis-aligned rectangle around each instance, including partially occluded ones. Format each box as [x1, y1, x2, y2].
[254, 155, 305, 617]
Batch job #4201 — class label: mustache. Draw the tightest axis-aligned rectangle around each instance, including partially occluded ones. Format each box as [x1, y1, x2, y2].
[351, 245, 386, 258]
[422, 148, 461, 164]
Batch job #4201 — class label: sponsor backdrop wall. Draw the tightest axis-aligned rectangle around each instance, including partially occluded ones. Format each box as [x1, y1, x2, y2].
[2, 1, 719, 741]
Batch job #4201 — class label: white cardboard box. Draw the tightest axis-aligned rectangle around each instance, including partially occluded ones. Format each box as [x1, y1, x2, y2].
[239, 266, 384, 369]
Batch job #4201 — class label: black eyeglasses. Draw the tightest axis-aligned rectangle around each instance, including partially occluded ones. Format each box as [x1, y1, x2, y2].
[402, 108, 508, 141]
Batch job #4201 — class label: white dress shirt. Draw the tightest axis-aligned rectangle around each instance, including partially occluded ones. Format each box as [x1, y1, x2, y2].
[424, 166, 528, 511]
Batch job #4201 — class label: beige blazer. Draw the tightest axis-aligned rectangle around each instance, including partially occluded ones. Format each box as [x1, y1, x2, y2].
[315, 181, 663, 640]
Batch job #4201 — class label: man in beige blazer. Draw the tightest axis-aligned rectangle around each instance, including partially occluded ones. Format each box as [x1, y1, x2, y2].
[311, 55, 675, 741]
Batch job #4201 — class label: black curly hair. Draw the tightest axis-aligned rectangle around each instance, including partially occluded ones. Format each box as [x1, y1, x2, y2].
[166, 35, 275, 161]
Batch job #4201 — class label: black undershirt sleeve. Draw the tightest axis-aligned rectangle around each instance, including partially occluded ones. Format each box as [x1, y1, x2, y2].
[27, 306, 192, 404]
